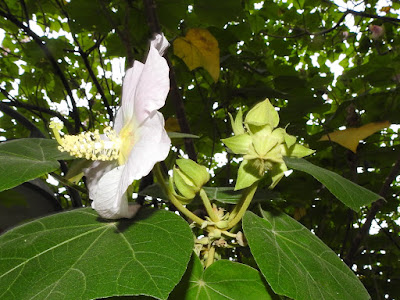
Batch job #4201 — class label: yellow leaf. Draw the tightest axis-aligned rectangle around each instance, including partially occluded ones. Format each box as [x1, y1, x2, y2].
[165, 117, 181, 132]
[319, 121, 390, 153]
[173, 28, 220, 82]
[294, 207, 307, 221]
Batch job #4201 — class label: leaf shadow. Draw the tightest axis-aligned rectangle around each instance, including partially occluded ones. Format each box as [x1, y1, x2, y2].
[95, 207, 158, 234]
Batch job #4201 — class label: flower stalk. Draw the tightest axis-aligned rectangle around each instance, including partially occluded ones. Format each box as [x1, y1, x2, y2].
[199, 188, 219, 222]
[227, 183, 258, 230]
[205, 246, 216, 268]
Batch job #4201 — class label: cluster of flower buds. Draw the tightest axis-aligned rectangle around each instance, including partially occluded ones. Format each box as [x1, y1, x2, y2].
[222, 99, 314, 190]
[170, 158, 210, 204]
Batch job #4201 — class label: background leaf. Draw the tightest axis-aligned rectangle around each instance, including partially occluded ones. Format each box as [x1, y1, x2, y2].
[169, 254, 273, 300]
[167, 132, 200, 139]
[284, 157, 382, 211]
[0, 138, 73, 192]
[173, 28, 220, 82]
[0, 207, 194, 300]
[243, 210, 370, 300]
[319, 121, 390, 153]
[203, 186, 283, 205]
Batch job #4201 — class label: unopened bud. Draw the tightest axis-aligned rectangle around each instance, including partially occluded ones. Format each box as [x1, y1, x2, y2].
[209, 229, 221, 239]
[245, 99, 279, 128]
[215, 220, 229, 229]
[171, 159, 210, 204]
[176, 159, 210, 188]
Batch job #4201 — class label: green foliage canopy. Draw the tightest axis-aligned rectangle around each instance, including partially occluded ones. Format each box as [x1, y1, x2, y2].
[0, 0, 399, 299]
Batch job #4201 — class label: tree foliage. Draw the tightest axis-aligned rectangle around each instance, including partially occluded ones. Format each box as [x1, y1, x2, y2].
[1, 0, 399, 299]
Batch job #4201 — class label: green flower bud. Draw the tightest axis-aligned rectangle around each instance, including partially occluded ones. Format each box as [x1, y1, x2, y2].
[209, 229, 221, 239]
[171, 159, 211, 204]
[215, 220, 229, 229]
[176, 158, 210, 188]
[245, 99, 279, 128]
[196, 237, 210, 245]
[169, 176, 194, 205]
[173, 167, 197, 200]
[223, 99, 315, 191]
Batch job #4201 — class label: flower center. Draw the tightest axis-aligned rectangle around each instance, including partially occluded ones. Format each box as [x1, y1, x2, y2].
[117, 120, 136, 165]
[50, 121, 121, 162]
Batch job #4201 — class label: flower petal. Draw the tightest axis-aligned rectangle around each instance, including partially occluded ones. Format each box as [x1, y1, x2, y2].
[115, 61, 145, 133]
[85, 164, 141, 219]
[134, 35, 170, 124]
[151, 33, 169, 56]
[84, 160, 115, 192]
[122, 111, 171, 186]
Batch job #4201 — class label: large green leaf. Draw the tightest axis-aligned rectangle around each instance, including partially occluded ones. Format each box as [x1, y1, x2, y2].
[193, 0, 243, 27]
[169, 254, 273, 300]
[243, 210, 370, 300]
[0, 207, 194, 300]
[203, 186, 284, 205]
[0, 138, 73, 192]
[284, 157, 381, 211]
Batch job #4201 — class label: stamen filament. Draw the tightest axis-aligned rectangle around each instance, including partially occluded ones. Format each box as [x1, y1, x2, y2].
[50, 121, 121, 161]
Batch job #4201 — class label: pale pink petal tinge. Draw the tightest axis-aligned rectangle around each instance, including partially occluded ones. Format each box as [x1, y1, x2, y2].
[84, 33, 171, 219]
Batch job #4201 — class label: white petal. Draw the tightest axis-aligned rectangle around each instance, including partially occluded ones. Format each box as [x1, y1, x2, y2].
[85, 164, 140, 219]
[113, 108, 124, 134]
[84, 160, 115, 193]
[115, 61, 145, 133]
[134, 39, 170, 124]
[121, 111, 171, 186]
[151, 33, 170, 56]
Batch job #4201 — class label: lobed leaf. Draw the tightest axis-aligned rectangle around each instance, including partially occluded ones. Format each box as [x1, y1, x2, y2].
[170, 254, 273, 300]
[284, 157, 381, 211]
[0, 138, 73, 192]
[243, 210, 370, 300]
[0, 208, 194, 300]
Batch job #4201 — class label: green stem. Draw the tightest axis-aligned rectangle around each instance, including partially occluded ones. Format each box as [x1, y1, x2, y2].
[205, 246, 215, 268]
[199, 188, 219, 222]
[226, 183, 258, 230]
[154, 163, 205, 226]
[221, 230, 237, 238]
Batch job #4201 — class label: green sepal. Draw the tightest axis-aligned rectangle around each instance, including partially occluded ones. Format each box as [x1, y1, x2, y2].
[252, 131, 278, 157]
[245, 99, 279, 128]
[222, 134, 252, 154]
[284, 132, 297, 149]
[169, 175, 193, 204]
[176, 159, 210, 188]
[284, 143, 315, 158]
[173, 167, 197, 200]
[269, 162, 287, 189]
[228, 109, 245, 135]
[235, 159, 262, 190]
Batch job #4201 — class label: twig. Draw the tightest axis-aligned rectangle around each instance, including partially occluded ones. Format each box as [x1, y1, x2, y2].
[262, 8, 400, 40]
[53, 0, 114, 121]
[261, 12, 348, 39]
[99, 0, 135, 66]
[142, 0, 197, 161]
[0, 89, 73, 132]
[0, 101, 45, 138]
[75, 40, 114, 121]
[344, 151, 400, 265]
[0, 8, 81, 133]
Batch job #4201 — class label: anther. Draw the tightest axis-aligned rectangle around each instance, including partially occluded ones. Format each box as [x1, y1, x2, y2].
[50, 121, 121, 162]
